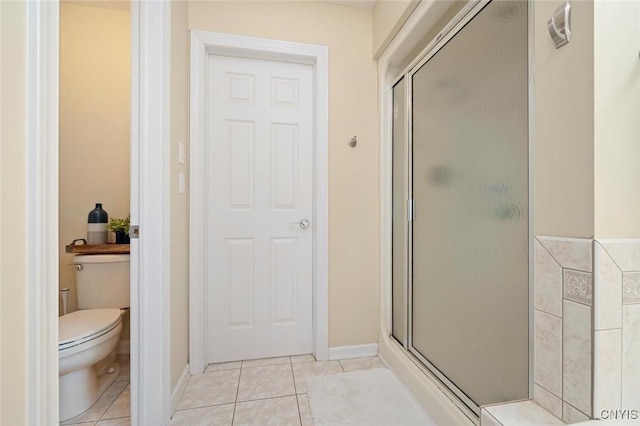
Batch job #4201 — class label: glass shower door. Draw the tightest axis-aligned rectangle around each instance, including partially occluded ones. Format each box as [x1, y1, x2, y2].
[410, 0, 529, 409]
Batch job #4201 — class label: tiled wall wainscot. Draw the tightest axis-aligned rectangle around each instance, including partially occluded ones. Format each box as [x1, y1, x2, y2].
[593, 240, 640, 419]
[534, 236, 592, 423]
[482, 237, 640, 426]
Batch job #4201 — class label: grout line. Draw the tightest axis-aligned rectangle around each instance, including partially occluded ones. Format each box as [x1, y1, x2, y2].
[236, 394, 299, 404]
[535, 382, 562, 400]
[174, 401, 235, 413]
[97, 380, 129, 422]
[595, 241, 626, 274]
[339, 360, 345, 372]
[535, 308, 562, 321]
[536, 240, 565, 270]
[289, 357, 298, 395]
[231, 367, 242, 425]
[291, 357, 303, 426]
[296, 394, 303, 426]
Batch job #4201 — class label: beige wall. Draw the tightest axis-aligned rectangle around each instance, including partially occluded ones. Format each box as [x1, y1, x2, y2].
[533, 0, 594, 238]
[59, 3, 131, 313]
[189, 1, 380, 347]
[170, 0, 190, 390]
[0, 1, 28, 424]
[372, 0, 419, 58]
[593, 0, 640, 238]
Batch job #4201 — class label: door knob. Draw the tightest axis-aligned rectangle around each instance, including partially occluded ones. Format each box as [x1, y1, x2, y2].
[292, 218, 310, 229]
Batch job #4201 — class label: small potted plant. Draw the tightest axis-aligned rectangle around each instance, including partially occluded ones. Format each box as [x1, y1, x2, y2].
[107, 215, 130, 244]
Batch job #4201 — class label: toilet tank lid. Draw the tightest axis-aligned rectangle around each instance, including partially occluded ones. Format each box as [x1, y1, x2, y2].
[73, 254, 130, 264]
[59, 308, 122, 346]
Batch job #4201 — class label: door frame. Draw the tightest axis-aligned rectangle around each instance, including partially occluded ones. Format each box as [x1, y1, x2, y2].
[189, 31, 329, 373]
[26, 1, 172, 423]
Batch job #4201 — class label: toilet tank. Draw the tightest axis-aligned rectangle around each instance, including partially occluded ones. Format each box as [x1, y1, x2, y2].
[74, 254, 130, 309]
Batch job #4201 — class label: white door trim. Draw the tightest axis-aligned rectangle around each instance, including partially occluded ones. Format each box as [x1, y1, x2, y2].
[25, 1, 59, 423]
[189, 31, 329, 373]
[130, 1, 171, 424]
[26, 1, 172, 424]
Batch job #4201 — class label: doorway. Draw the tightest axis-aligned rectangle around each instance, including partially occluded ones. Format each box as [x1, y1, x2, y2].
[206, 54, 315, 363]
[26, 1, 172, 423]
[190, 31, 329, 373]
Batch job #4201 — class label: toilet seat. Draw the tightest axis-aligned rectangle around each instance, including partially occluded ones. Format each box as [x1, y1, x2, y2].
[59, 308, 122, 351]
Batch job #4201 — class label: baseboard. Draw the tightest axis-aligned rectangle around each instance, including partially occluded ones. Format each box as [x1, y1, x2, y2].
[117, 339, 130, 355]
[170, 364, 190, 418]
[328, 343, 378, 360]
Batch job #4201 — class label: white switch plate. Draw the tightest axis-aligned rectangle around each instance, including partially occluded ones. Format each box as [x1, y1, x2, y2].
[179, 172, 185, 194]
[179, 142, 186, 164]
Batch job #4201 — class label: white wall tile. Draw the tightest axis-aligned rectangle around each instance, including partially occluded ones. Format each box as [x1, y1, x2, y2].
[534, 384, 563, 419]
[563, 402, 590, 424]
[594, 243, 623, 329]
[538, 237, 592, 272]
[534, 310, 563, 397]
[593, 329, 622, 415]
[535, 241, 563, 316]
[598, 240, 640, 272]
[563, 269, 592, 306]
[623, 272, 640, 305]
[622, 304, 640, 411]
[563, 300, 592, 416]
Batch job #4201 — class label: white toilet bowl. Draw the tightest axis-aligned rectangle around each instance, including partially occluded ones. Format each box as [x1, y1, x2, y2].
[59, 308, 123, 422]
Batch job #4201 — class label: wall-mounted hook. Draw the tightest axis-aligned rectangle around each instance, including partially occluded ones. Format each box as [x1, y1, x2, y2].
[348, 136, 357, 148]
[548, 2, 572, 49]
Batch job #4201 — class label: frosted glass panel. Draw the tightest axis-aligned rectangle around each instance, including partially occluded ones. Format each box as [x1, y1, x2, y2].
[392, 78, 407, 345]
[411, 0, 529, 407]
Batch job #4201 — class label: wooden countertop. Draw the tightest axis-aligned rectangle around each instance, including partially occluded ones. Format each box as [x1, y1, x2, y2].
[65, 244, 130, 255]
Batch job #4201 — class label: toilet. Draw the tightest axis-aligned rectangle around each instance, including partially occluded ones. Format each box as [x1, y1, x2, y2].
[58, 254, 130, 422]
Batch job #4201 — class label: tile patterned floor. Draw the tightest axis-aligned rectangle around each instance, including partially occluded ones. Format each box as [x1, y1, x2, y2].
[172, 355, 386, 426]
[61, 354, 386, 426]
[61, 354, 131, 425]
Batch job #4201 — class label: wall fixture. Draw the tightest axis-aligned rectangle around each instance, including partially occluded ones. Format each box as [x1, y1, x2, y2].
[348, 136, 357, 148]
[548, 2, 571, 49]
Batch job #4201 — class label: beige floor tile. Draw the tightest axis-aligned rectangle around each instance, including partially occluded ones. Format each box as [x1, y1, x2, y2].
[115, 355, 130, 382]
[170, 404, 234, 426]
[241, 356, 290, 368]
[96, 417, 130, 425]
[339, 357, 385, 372]
[205, 361, 242, 373]
[291, 361, 343, 394]
[233, 396, 300, 426]
[290, 354, 315, 364]
[61, 380, 128, 424]
[101, 384, 130, 420]
[297, 394, 313, 426]
[236, 364, 295, 402]
[64, 423, 95, 426]
[177, 369, 240, 410]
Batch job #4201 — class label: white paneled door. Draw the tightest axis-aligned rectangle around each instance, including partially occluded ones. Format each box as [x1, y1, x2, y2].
[207, 55, 314, 363]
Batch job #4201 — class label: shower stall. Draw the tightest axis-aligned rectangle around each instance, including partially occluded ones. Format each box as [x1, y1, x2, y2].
[390, 0, 530, 415]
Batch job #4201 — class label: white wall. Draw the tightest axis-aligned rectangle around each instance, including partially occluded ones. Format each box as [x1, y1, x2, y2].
[59, 3, 130, 313]
[593, 0, 640, 238]
[170, 0, 190, 391]
[188, 0, 380, 347]
[0, 1, 28, 423]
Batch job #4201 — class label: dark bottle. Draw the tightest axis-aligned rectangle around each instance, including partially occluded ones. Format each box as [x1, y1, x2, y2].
[87, 203, 108, 244]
